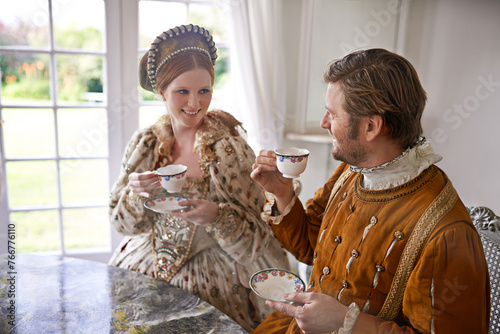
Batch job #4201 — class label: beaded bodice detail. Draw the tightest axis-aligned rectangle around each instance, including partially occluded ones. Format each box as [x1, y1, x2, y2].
[153, 178, 210, 282]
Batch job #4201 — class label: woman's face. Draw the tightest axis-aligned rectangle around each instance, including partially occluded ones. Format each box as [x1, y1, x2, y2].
[162, 67, 212, 130]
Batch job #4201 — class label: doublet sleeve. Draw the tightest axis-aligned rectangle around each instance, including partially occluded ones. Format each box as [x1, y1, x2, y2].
[352, 219, 490, 333]
[403, 220, 490, 333]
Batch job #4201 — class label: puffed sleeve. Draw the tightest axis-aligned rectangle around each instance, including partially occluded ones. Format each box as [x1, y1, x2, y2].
[205, 135, 275, 265]
[352, 222, 490, 333]
[404, 222, 489, 333]
[109, 128, 159, 235]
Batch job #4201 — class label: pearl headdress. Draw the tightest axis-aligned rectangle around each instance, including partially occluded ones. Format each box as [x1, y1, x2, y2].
[139, 24, 218, 93]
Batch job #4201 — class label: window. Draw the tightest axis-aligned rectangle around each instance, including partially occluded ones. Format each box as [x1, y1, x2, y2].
[0, 0, 110, 260]
[0, 0, 233, 262]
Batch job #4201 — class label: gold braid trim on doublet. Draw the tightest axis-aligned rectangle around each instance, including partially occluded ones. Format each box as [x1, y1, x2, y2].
[377, 179, 459, 321]
[325, 169, 353, 213]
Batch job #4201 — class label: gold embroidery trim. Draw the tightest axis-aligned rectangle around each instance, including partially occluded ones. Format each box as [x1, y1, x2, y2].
[324, 169, 353, 213]
[377, 179, 458, 321]
[152, 221, 198, 283]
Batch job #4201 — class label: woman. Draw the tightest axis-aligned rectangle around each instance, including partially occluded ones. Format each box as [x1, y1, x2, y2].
[108, 24, 290, 332]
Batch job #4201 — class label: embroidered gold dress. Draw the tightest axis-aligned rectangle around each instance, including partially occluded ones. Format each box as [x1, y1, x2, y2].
[109, 110, 290, 332]
[253, 160, 490, 333]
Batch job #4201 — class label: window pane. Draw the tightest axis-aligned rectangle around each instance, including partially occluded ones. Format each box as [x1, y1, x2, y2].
[139, 105, 164, 129]
[188, 4, 229, 41]
[63, 207, 109, 250]
[212, 47, 233, 112]
[138, 53, 162, 102]
[138, 1, 187, 49]
[6, 160, 58, 207]
[53, 0, 105, 51]
[0, 53, 51, 105]
[56, 54, 104, 103]
[11, 210, 61, 253]
[57, 108, 108, 158]
[0, 0, 50, 48]
[140, 86, 162, 102]
[60, 159, 109, 205]
[3, 108, 56, 158]
[214, 46, 229, 89]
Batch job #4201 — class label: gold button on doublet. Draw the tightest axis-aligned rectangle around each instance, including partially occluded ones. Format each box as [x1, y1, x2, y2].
[342, 280, 349, 288]
[323, 267, 330, 275]
[370, 216, 378, 224]
[376, 265, 385, 272]
[394, 231, 404, 240]
[334, 236, 342, 243]
[351, 249, 359, 258]
[342, 192, 347, 200]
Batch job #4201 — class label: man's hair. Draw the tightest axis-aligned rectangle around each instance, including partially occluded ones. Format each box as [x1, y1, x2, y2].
[323, 48, 427, 149]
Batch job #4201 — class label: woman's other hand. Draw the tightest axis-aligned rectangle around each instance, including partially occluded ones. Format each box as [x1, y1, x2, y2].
[171, 199, 219, 225]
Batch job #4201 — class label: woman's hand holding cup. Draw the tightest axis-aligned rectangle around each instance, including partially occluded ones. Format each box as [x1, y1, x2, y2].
[129, 164, 187, 198]
[129, 171, 161, 198]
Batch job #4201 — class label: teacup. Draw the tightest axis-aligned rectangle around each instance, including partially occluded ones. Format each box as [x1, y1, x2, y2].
[156, 164, 187, 193]
[274, 147, 309, 178]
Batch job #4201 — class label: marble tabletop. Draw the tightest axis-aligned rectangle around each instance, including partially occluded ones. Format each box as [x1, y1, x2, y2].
[0, 254, 247, 333]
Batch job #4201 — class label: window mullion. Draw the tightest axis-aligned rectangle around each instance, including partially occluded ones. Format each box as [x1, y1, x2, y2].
[47, 0, 66, 255]
[105, 0, 137, 251]
[0, 115, 9, 248]
[120, 0, 140, 143]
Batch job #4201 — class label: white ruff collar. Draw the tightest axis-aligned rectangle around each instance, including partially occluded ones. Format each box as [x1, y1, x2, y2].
[351, 138, 443, 190]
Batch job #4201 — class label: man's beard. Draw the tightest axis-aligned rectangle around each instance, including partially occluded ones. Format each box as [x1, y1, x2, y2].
[331, 115, 368, 166]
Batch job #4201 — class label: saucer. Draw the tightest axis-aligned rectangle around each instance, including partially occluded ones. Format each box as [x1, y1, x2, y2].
[144, 196, 189, 213]
[249, 268, 305, 302]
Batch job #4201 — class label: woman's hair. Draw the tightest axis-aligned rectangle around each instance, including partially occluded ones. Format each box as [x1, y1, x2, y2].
[155, 52, 215, 94]
[323, 48, 427, 149]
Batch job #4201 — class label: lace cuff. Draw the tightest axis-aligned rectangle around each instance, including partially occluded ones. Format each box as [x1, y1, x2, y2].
[261, 187, 300, 225]
[205, 202, 232, 238]
[338, 302, 361, 334]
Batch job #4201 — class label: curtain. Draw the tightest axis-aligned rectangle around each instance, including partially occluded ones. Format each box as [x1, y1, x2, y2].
[228, 0, 287, 152]
[0, 154, 3, 198]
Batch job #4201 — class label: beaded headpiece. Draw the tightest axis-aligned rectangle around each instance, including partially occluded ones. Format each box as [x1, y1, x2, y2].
[139, 24, 218, 93]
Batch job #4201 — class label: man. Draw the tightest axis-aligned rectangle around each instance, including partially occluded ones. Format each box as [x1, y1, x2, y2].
[250, 49, 490, 333]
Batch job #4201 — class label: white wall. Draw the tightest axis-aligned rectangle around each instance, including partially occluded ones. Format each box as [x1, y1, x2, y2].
[282, 0, 500, 213]
[401, 0, 500, 214]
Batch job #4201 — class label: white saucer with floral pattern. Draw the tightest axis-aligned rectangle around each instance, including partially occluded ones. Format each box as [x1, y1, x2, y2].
[144, 195, 189, 213]
[249, 268, 305, 302]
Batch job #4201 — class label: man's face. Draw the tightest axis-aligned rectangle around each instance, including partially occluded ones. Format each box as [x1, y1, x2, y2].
[320, 82, 367, 166]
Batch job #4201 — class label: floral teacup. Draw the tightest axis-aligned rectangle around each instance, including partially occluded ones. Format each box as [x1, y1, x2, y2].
[156, 164, 187, 193]
[274, 148, 309, 178]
